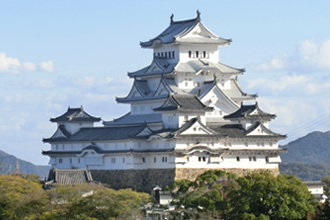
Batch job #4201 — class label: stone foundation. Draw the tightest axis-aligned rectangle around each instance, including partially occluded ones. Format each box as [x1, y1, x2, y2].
[175, 168, 280, 181]
[91, 169, 176, 192]
[91, 168, 279, 192]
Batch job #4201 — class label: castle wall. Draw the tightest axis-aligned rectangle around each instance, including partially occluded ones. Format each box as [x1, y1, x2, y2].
[91, 167, 279, 192]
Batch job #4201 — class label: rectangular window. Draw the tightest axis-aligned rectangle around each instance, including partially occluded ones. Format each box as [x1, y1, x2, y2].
[253, 156, 257, 161]
[198, 157, 201, 162]
[172, 51, 175, 58]
[59, 158, 63, 164]
[202, 157, 206, 162]
[265, 156, 269, 163]
[168, 51, 171, 58]
[162, 157, 167, 162]
[161, 52, 164, 57]
[111, 158, 116, 163]
[142, 157, 145, 163]
[154, 157, 156, 163]
[70, 158, 72, 164]
[188, 51, 192, 58]
[249, 156, 252, 161]
[203, 51, 206, 58]
[78, 158, 80, 163]
[122, 157, 125, 163]
[236, 156, 240, 162]
[195, 51, 199, 58]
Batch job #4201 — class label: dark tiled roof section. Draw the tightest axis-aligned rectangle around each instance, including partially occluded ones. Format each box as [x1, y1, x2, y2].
[140, 14, 231, 47]
[103, 112, 163, 126]
[140, 17, 199, 47]
[43, 125, 148, 143]
[48, 169, 93, 185]
[128, 56, 176, 77]
[42, 125, 71, 142]
[154, 94, 213, 112]
[42, 146, 174, 156]
[224, 103, 276, 120]
[245, 122, 287, 138]
[50, 106, 101, 123]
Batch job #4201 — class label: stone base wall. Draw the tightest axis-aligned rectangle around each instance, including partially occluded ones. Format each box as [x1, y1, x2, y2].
[91, 169, 176, 192]
[175, 168, 280, 181]
[91, 168, 279, 192]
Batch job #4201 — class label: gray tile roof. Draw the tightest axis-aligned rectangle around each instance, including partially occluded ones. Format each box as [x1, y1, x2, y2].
[140, 13, 230, 48]
[103, 112, 163, 126]
[222, 79, 257, 101]
[43, 124, 148, 143]
[42, 144, 174, 156]
[50, 106, 101, 123]
[128, 56, 176, 77]
[47, 169, 93, 185]
[175, 60, 244, 75]
[224, 103, 276, 120]
[154, 94, 213, 112]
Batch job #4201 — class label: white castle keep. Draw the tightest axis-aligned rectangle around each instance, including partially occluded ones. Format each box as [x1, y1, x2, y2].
[43, 12, 286, 190]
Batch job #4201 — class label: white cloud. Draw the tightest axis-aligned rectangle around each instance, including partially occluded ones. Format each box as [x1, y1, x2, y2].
[0, 53, 21, 73]
[0, 52, 54, 73]
[253, 39, 330, 72]
[23, 62, 37, 71]
[40, 60, 54, 72]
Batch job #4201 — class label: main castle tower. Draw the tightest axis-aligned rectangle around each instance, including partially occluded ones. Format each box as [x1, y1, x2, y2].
[43, 12, 286, 191]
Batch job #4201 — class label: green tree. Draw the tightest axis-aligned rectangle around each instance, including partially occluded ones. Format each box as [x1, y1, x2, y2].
[228, 172, 316, 219]
[0, 175, 49, 220]
[168, 170, 238, 219]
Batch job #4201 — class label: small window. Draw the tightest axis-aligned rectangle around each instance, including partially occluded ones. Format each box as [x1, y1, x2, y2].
[195, 51, 199, 58]
[165, 52, 167, 58]
[162, 157, 167, 162]
[168, 51, 171, 59]
[122, 157, 125, 163]
[249, 156, 252, 161]
[111, 158, 116, 163]
[59, 158, 63, 164]
[157, 53, 160, 56]
[253, 156, 257, 161]
[154, 157, 157, 163]
[236, 156, 240, 162]
[70, 158, 72, 164]
[161, 52, 164, 57]
[78, 158, 80, 163]
[198, 157, 201, 162]
[142, 157, 145, 163]
[188, 51, 192, 58]
[202, 157, 206, 162]
[265, 156, 269, 163]
[203, 51, 206, 58]
[172, 51, 175, 58]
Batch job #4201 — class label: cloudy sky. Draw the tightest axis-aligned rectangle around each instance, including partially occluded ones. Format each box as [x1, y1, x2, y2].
[0, 1, 329, 165]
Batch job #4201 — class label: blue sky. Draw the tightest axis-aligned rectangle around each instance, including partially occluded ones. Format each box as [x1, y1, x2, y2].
[0, 1, 329, 165]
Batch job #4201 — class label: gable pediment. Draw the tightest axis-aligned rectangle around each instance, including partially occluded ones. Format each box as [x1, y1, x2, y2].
[147, 62, 163, 73]
[137, 127, 153, 136]
[246, 124, 275, 136]
[179, 23, 217, 40]
[53, 128, 67, 138]
[154, 81, 170, 97]
[180, 119, 216, 135]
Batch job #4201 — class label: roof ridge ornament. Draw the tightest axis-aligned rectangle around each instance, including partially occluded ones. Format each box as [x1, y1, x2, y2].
[170, 14, 174, 24]
[196, 10, 201, 22]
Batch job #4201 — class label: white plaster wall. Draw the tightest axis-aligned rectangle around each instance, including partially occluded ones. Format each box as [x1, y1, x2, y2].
[179, 44, 219, 63]
[153, 44, 180, 64]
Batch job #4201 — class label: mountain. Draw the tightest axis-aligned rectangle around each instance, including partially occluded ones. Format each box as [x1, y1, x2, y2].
[279, 130, 330, 180]
[281, 130, 330, 165]
[0, 149, 50, 179]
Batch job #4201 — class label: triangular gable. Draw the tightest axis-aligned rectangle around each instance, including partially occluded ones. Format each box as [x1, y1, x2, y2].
[179, 119, 216, 135]
[201, 85, 239, 115]
[136, 126, 153, 136]
[154, 80, 170, 97]
[52, 126, 69, 139]
[126, 83, 143, 99]
[178, 22, 218, 40]
[246, 123, 278, 136]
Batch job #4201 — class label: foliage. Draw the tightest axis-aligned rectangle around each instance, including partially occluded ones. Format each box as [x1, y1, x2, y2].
[0, 175, 150, 220]
[0, 175, 50, 220]
[166, 171, 316, 219]
[228, 172, 316, 219]
[168, 170, 238, 219]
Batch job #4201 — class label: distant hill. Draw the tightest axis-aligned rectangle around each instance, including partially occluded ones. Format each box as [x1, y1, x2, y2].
[279, 130, 330, 180]
[0, 149, 50, 179]
[281, 130, 330, 165]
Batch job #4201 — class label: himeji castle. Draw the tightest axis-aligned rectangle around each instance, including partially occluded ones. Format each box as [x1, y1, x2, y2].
[43, 11, 286, 191]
